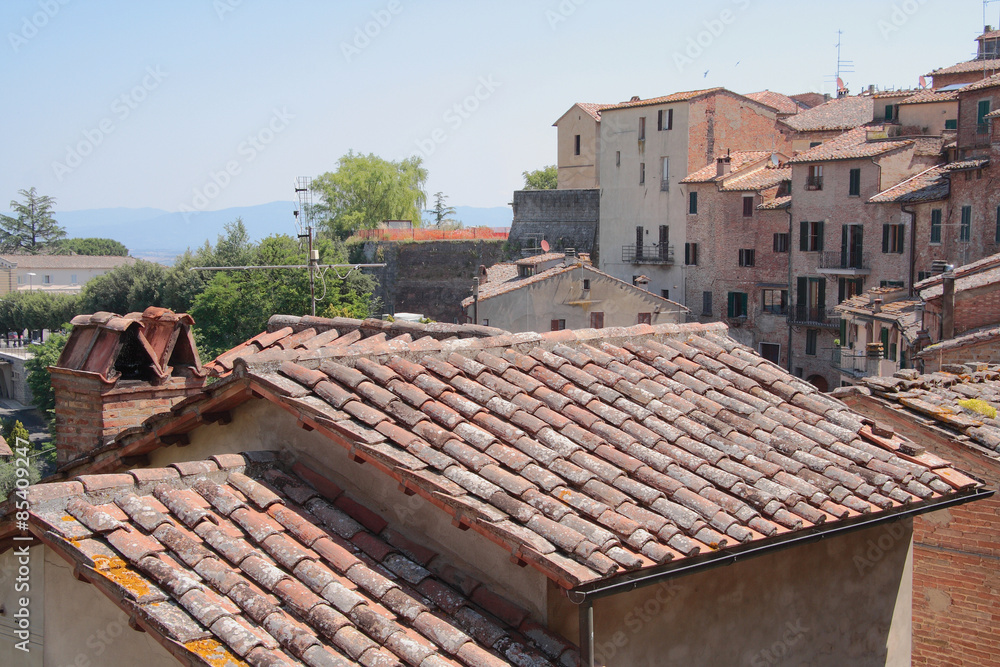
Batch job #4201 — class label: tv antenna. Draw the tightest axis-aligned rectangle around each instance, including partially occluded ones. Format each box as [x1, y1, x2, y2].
[985, 0, 1000, 29]
[190, 176, 385, 316]
[824, 30, 855, 96]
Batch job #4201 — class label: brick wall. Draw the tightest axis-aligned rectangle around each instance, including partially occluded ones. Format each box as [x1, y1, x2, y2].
[843, 395, 1000, 667]
[52, 371, 205, 464]
[957, 86, 1000, 151]
[510, 189, 600, 257]
[687, 94, 792, 174]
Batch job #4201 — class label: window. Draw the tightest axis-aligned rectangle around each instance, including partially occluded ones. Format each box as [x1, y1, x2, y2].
[635, 226, 644, 260]
[882, 223, 905, 254]
[574, 134, 581, 156]
[661, 289, 669, 299]
[518, 265, 535, 278]
[884, 104, 895, 122]
[978, 100, 992, 133]
[482, 319, 489, 326]
[809, 142, 821, 148]
[70, 274, 77, 284]
[759, 343, 781, 363]
[16, 276, 23, 285]
[837, 277, 863, 303]
[639, 162, 645, 185]
[794, 367, 804, 378]
[777, 180, 791, 197]
[996, 206, 1000, 243]
[805, 329, 818, 356]
[616, 151, 621, 167]
[658, 108, 673, 131]
[849, 168, 861, 196]
[550, 319, 566, 331]
[773, 233, 789, 253]
[727, 292, 748, 318]
[945, 119, 958, 130]
[661, 157, 670, 191]
[806, 165, 823, 190]
[702, 291, 712, 316]
[583, 279, 591, 290]
[637, 313, 652, 325]
[879, 280, 904, 288]
[657, 225, 669, 259]
[795, 276, 826, 322]
[918, 271, 932, 282]
[961, 206, 972, 242]
[42, 275, 51, 284]
[639, 117, 646, 141]
[742, 195, 754, 217]
[590, 311, 604, 329]
[689, 191, 698, 214]
[762, 289, 787, 315]
[800, 220, 824, 252]
[685, 242, 698, 265]
[930, 209, 942, 244]
[739, 249, 755, 267]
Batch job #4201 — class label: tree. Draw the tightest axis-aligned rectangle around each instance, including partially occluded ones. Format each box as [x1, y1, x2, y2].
[426, 192, 458, 228]
[522, 165, 558, 190]
[0, 188, 67, 253]
[312, 152, 428, 238]
[26, 328, 69, 432]
[52, 237, 129, 256]
[76, 260, 168, 315]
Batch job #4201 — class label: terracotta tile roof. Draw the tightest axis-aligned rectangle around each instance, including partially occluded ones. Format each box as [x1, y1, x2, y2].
[915, 252, 1000, 293]
[576, 103, 612, 121]
[985, 109, 1000, 119]
[899, 89, 959, 105]
[944, 157, 990, 171]
[56, 307, 205, 384]
[978, 29, 1000, 40]
[680, 152, 773, 184]
[12, 452, 575, 666]
[960, 72, 1000, 91]
[921, 265, 1000, 301]
[719, 167, 791, 192]
[786, 126, 912, 164]
[920, 324, 1000, 356]
[781, 97, 874, 132]
[0, 254, 135, 269]
[756, 196, 791, 211]
[913, 136, 948, 157]
[205, 317, 507, 376]
[514, 253, 566, 267]
[857, 368, 1000, 454]
[928, 59, 1000, 77]
[871, 89, 922, 100]
[58, 319, 983, 592]
[485, 264, 517, 285]
[601, 88, 725, 112]
[744, 91, 801, 115]
[869, 165, 949, 204]
[789, 93, 827, 109]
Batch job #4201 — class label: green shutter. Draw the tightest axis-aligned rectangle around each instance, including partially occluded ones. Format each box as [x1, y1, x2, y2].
[839, 319, 847, 343]
[896, 223, 905, 254]
[797, 277, 807, 307]
[979, 100, 991, 124]
[817, 278, 826, 311]
[816, 221, 824, 251]
[727, 292, 736, 318]
[880, 327, 889, 355]
[800, 221, 809, 251]
[840, 225, 848, 266]
[931, 209, 942, 244]
[882, 224, 890, 252]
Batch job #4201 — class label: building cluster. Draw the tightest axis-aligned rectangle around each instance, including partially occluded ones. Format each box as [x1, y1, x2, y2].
[509, 27, 1000, 393]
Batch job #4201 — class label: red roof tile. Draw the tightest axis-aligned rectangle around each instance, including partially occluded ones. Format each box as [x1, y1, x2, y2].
[869, 165, 949, 204]
[680, 152, 773, 184]
[786, 126, 913, 164]
[744, 90, 801, 115]
[928, 59, 1000, 77]
[899, 89, 959, 105]
[781, 97, 874, 132]
[18, 453, 574, 666]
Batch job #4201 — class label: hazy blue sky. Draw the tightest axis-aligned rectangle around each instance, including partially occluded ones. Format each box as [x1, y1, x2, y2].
[0, 0, 993, 214]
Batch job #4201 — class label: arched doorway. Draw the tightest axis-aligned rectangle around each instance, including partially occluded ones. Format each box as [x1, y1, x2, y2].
[806, 374, 829, 393]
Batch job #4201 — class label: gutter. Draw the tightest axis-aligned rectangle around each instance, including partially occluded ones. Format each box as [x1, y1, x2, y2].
[574, 485, 993, 666]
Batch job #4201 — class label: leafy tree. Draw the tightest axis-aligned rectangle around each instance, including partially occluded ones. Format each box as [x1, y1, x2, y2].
[52, 237, 129, 256]
[312, 152, 428, 238]
[522, 165, 558, 190]
[426, 192, 458, 228]
[76, 260, 168, 315]
[0, 188, 67, 253]
[25, 328, 69, 431]
[0, 291, 78, 335]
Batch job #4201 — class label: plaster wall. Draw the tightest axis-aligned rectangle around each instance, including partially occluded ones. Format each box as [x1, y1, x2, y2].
[0, 544, 43, 666]
[897, 101, 958, 136]
[548, 520, 914, 667]
[147, 398, 551, 621]
[556, 107, 602, 189]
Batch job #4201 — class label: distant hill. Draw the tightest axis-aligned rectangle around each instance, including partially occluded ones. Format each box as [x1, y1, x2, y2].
[55, 202, 513, 265]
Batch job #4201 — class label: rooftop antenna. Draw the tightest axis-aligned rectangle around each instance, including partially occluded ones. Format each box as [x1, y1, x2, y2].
[824, 30, 855, 96]
[985, 0, 1000, 32]
[191, 176, 385, 317]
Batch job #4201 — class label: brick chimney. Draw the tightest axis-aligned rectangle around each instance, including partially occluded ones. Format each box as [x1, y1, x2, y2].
[50, 307, 207, 465]
[716, 155, 732, 178]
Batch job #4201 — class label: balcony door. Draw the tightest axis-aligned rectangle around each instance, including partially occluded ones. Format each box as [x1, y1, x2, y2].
[840, 224, 863, 269]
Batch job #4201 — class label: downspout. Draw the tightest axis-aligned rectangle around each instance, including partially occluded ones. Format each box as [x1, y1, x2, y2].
[786, 204, 794, 372]
[579, 599, 595, 667]
[472, 277, 479, 325]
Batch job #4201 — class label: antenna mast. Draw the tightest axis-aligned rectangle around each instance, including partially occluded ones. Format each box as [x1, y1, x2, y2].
[294, 176, 317, 316]
[825, 30, 855, 96]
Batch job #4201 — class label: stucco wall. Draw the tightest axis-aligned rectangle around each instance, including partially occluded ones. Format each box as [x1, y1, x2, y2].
[556, 107, 602, 189]
[548, 520, 914, 667]
[148, 398, 551, 621]
[0, 544, 43, 666]
[0, 351, 33, 404]
[897, 101, 958, 136]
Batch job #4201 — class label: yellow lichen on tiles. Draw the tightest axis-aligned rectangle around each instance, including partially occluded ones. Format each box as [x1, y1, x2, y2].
[92, 556, 152, 598]
[184, 639, 248, 667]
[958, 398, 997, 419]
[62, 515, 75, 522]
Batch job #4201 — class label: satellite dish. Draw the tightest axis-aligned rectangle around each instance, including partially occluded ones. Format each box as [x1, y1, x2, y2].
[541, 240, 550, 252]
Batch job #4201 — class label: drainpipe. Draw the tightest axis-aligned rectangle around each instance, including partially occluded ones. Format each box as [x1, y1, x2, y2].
[579, 599, 595, 667]
[472, 277, 480, 325]
[785, 205, 794, 372]
[901, 204, 916, 297]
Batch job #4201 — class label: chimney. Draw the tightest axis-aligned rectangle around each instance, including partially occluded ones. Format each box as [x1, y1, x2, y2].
[941, 271, 956, 340]
[872, 298, 883, 314]
[868, 84, 875, 95]
[50, 307, 206, 465]
[716, 155, 732, 177]
[824, 93, 832, 102]
[478, 264, 488, 283]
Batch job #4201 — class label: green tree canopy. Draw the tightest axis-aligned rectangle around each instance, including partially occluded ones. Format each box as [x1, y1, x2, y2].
[312, 152, 428, 238]
[76, 260, 168, 315]
[26, 328, 70, 431]
[426, 192, 459, 228]
[522, 165, 558, 190]
[0, 291, 78, 334]
[0, 187, 67, 253]
[52, 237, 129, 256]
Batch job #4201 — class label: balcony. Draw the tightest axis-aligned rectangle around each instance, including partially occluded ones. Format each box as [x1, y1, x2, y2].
[832, 348, 880, 378]
[816, 251, 871, 275]
[805, 176, 823, 190]
[788, 306, 840, 328]
[622, 244, 675, 265]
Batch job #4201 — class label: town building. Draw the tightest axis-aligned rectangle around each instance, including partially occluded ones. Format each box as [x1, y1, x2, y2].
[0, 310, 990, 666]
[463, 251, 687, 332]
[0, 253, 135, 295]
[926, 27, 1000, 89]
[680, 151, 792, 364]
[834, 287, 923, 383]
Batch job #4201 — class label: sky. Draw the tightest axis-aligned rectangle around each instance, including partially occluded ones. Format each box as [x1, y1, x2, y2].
[0, 0, 994, 215]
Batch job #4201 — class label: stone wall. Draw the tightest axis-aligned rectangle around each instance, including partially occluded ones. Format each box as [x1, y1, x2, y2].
[358, 240, 509, 323]
[509, 189, 600, 258]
